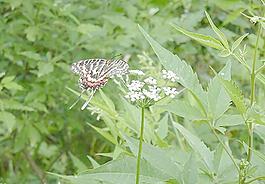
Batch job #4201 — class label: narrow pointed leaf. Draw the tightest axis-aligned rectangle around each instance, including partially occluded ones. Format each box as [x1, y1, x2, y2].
[172, 24, 224, 50]
[231, 33, 249, 51]
[205, 11, 229, 49]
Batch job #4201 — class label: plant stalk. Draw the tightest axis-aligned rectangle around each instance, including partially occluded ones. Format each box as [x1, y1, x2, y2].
[135, 107, 145, 184]
[247, 23, 262, 163]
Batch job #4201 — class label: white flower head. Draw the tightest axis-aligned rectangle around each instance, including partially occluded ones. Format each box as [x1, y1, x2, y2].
[127, 80, 144, 91]
[143, 89, 161, 101]
[125, 91, 145, 102]
[129, 70, 145, 76]
[162, 70, 179, 82]
[163, 87, 179, 98]
[144, 77, 157, 85]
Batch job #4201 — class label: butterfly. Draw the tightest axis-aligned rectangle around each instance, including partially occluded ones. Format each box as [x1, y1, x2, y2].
[70, 58, 129, 110]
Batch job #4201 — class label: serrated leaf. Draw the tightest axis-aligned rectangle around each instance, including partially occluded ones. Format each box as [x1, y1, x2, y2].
[217, 78, 247, 116]
[231, 33, 249, 51]
[158, 99, 204, 120]
[174, 123, 214, 172]
[124, 136, 181, 180]
[138, 25, 207, 111]
[172, 24, 224, 50]
[54, 155, 171, 184]
[205, 11, 229, 49]
[207, 62, 231, 119]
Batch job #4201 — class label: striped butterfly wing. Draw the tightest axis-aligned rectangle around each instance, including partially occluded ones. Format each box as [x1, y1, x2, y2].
[98, 59, 129, 79]
[71, 59, 128, 79]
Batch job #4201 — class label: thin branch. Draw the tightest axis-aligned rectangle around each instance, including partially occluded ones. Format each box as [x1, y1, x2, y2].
[23, 150, 47, 184]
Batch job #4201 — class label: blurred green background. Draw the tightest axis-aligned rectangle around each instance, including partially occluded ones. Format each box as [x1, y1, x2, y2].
[0, 0, 264, 183]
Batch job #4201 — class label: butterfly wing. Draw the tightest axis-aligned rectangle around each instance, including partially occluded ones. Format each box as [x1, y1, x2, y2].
[98, 59, 129, 79]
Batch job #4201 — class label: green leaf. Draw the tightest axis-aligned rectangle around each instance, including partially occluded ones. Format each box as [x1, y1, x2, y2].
[183, 154, 198, 184]
[207, 62, 231, 119]
[0, 111, 16, 133]
[54, 155, 171, 184]
[254, 125, 265, 145]
[87, 155, 100, 169]
[37, 62, 54, 77]
[158, 99, 204, 120]
[216, 115, 244, 127]
[231, 33, 249, 51]
[19, 51, 42, 60]
[124, 136, 181, 180]
[157, 114, 169, 139]
[138, 25, 207, 111]
[69, 152, 88, 173]
[14, 126, 28, 153]
[174, 123, 214, 172]
[0, 99, 34, 111]
[172, 24, 224, 50]
[205, 11, 229, 49]
[216, 77, 247, 116]
[87, 123, 117, 145]
[99, 89, 116, 113]
[24, 26, 39, 42]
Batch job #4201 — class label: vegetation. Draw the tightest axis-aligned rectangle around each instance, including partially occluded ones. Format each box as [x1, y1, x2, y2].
[0, 0, 265, 184]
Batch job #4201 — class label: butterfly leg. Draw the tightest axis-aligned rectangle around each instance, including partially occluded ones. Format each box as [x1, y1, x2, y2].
[81, 89, 96, 110]
[69, 89, 86, 110]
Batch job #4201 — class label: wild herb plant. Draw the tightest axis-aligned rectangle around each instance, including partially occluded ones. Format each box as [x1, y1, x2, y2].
[1, 1, 265, 184]
[56, 8, 265, 184]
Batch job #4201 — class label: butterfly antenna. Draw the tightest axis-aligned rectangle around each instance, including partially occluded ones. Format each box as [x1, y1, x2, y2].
[81, 89, 96, 110]
[69, 90, 86, 110]
[111, 53, 122, 60]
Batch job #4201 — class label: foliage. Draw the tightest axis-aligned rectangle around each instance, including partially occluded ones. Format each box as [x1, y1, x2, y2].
[0, 0, 265, 184]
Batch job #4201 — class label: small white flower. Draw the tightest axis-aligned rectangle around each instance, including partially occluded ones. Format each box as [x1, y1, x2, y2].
[143, 89, 161, 101]
[127, 80, 144, 91]
[163, 87, 179, 98]
[129, 70, 145, 76]
[162, 70, 179, 82]
[125, 91, 145, 102]
[144, 77, 157, 85]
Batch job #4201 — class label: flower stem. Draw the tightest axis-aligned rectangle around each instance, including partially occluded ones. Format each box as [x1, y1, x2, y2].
[247, 23, 262, 163]
[136, 107, 145, 184]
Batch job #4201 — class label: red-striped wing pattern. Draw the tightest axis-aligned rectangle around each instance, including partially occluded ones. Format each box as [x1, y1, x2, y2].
[71, 59, 129, 90]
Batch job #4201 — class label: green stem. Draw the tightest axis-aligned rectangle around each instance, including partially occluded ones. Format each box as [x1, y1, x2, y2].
[245, 176, 265, 184]
[208, 122, 240, 173]
[135, 107, 145, 184]
[247, 23, 262, 163]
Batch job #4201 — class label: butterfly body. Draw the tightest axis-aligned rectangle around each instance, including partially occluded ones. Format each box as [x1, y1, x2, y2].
[70, 58, 129, 110]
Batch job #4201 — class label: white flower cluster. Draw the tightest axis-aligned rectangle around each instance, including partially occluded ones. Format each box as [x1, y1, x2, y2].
[127, 80, 144, 91]
[125, 69, 181, 106]
[144, 77, 157, 85]
[162, 87, 178, 98]
[125, 91, 145, 102]
[143, 86, 161, 101]
[162, 70, 179, 82]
